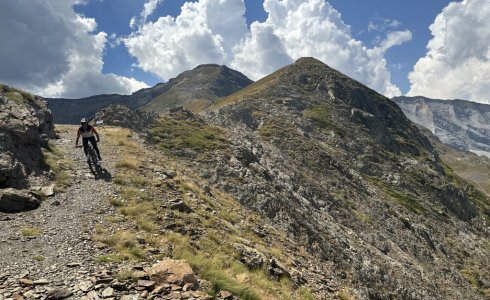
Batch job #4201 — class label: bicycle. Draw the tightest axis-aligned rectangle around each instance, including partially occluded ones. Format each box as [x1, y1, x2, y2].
[76, 143, 103, 176]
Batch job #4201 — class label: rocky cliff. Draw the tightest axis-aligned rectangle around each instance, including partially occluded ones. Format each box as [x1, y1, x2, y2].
[394, 96, 490, 157]
[150, 58, 490, 299]
[0, 84, 56, 213]
[0, 84, 54, 189]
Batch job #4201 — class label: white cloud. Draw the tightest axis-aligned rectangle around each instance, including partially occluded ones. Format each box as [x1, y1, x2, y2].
[368, 18, 401, 32]
[232, 0, 404, 97]
[407, 0, 490, 103]
[124, 0, 248, 80]
[125, 0, 406, 98]
[0, 0, 148, 98]
[130, 0, 163, 29]
[379, 30, 412, 52]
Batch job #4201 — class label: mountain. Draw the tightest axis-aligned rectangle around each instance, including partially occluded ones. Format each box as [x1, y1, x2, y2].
[393, 96, 490, 157]
[46, 83, 168, 124]
[47, 64, 253, 124]
[149, 57, 489, 298]
[418, 125, 490, 197]
[141, 64, 253, 114]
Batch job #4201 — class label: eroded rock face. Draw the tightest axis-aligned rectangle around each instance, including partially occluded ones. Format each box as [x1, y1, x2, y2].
[0, 85, 55, 189]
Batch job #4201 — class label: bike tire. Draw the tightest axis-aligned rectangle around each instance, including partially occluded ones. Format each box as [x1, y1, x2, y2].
[87, 156, 97, 175]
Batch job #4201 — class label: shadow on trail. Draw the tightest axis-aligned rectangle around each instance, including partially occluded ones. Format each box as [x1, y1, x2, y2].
[95, 168, 112, 182]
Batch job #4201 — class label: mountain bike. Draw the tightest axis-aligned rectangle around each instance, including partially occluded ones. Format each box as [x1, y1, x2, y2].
[76, 143, 103, 176]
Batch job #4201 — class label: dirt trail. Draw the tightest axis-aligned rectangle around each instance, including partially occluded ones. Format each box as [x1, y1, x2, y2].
[0, 125, 119, 297]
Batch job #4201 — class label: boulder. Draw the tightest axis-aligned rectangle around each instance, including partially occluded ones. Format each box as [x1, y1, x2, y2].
[146, 259, 198, 288]
[0, 188, 40, 212]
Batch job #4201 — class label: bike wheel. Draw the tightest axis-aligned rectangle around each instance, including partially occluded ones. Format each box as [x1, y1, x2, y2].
[87, 157, 96, 175]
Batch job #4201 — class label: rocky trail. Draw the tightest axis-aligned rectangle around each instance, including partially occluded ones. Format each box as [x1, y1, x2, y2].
[0, 125, 121, 298]
[0, 125, 232, 300]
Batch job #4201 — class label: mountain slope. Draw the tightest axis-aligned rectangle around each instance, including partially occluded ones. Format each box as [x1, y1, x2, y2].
[394, 96, 490, 157]
[150, 57, 489, 299]
[142, 64, 253, 114]
[47, 83, 169, 124]
[47, 64, 253, 124]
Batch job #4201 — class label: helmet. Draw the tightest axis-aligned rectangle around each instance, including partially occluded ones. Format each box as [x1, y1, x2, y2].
[80, 118, 88, 125]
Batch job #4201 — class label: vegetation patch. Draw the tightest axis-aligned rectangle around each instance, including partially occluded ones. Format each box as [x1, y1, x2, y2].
[32, 255, 45, 262]
[20, 227, 42, 237]
[151, 117, 228, 155]
[94, 230, 147, 261]
[41, 141, 74, 192]
[1, 85, 36, 105]
[303, 105, 334, 129]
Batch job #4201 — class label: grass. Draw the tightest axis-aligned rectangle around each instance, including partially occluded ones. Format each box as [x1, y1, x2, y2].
[33, 255, 45, 261]
[151, 116, 228, 154]
[385, 189, 425, 213]
[339, 291, 354, 300]
[1, 85, 37, 105]
[21, 227, 42, 237]
[93, 230, 147, 261]
[115, 269, 138, 283]
[41, 141, 74, 192]
[115, 157, 139, 169]
[368, 176, 425, 214]
[303, 105, 334, 129]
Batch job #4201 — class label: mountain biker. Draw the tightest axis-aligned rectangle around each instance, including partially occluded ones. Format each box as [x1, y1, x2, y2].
[75, 118, 102, 160]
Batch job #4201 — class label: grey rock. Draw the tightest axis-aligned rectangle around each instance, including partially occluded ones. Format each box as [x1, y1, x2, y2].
[46, 288, 72, 299]
[0, 188, 40, 212]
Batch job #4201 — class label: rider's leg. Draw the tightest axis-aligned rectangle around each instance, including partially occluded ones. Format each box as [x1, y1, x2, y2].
[82, 138, 89, 156]
[89, 136, 102, 160]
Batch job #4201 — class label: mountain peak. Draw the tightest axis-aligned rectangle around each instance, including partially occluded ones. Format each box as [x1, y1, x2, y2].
[294, 56, 327, 66]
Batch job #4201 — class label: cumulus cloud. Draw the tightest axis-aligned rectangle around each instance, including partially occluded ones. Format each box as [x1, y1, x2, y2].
[232, 0, 404, 97]
[130, 0, 163, 30]
[125, 0, 407, 97]
[407, 0, 490, 103]
[124, 0, 247, 80]
[0, 0, 148, 98]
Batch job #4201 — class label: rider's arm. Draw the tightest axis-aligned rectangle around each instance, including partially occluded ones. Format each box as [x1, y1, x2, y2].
[75, 129, 81, 146]
[93, 127, 100, 142]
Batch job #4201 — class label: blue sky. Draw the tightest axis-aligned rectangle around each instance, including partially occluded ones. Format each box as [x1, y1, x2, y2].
[0, 0, 489, 103]
[74, 0, 451, 94]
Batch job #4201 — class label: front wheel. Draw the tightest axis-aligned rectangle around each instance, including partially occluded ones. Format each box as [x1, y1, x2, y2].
[87, 155, 97, 175]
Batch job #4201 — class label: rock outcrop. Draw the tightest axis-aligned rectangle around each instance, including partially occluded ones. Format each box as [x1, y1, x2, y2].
[394, 96, 490, 157]
[92, 104, 157, 132]
[0, 84, 55, 189]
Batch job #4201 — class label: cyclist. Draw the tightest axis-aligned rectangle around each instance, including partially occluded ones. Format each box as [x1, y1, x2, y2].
[75, 118, 102, 160]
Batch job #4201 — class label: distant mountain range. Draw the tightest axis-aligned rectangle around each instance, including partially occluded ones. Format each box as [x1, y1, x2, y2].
[47, 64, 252, 124]
[394, 96, 490, 157]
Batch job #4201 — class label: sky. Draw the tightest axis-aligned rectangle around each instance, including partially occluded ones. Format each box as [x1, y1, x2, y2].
[0, 0, 489, 103]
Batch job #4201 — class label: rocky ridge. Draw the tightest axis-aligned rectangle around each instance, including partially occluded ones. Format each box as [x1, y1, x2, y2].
[149, 57, 490, 299]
